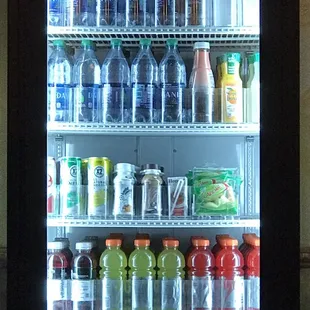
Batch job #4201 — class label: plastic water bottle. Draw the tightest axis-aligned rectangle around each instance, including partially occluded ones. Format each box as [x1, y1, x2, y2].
[100, 0, 117, 25]
[48, 40, 73, 122]
[159, 39, 186, 123]
[73, 0, 99, 26]
[101, 39, 131, 123]
[73, 40, 101, 123]
[48, 0, 72, 26]
[127, 0, 155, 26]
[131, 39, 158, 123]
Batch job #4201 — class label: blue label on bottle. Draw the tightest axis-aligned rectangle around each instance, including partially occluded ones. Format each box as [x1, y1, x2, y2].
[103, 84, 131, 123]
[49, 0, 60, 12]
[74, 85, 100, 122]
[132, 84, 156, 109]
[48, 84, 71, 122]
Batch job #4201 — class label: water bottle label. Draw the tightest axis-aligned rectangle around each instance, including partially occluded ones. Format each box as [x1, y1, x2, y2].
[49, 0, 60, 13]
[191, 277, 213, 309]
[214, 278, 244, 310]
[161, 279, 183, 310]
[47, 279, 68, 301]
[103, 84, 132, 123]
[101, 279, 124, 309]
[247, 277, 260, 309]
[131, 277, 153, 309]
[48, 85, 71, 122]
[132, 84, 156, 109]
[71, 280, 95, 301]
[74, 86, 100, 122]
[161, 85, 184, 122]
[74, 0, 96, 14]
[114, 181, 134, 216]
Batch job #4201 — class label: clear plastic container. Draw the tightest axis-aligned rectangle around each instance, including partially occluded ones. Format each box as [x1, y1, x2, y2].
[141, 164, 163, 218]
[213, 0, 242, 27]
[242, 0, 259, 27]
[131, 39, 159, 123]
[73, 0, 99, 26]
[113, 163, 136, 217]
[48, 0, 72, 27]
[99, 0, 117, 26]
[159, 39, 186, 123]
[102, 39, 131, 123]
[73, 40, 101, 123]
[127, 0, 156, 26]
[187, 0, 212, 27]
[48, 40, 73, 123]
[189, 42, 215, 123]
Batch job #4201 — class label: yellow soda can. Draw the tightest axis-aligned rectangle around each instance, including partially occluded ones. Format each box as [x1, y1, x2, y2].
[87, 157, 112, 217]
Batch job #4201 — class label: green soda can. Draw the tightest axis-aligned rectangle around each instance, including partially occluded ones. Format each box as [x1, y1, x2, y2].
[59, 157, 83, 216]
[87, 157, 112, 217]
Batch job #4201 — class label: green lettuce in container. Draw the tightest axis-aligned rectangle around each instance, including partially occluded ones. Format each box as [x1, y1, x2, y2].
[193, 168, 242, 216]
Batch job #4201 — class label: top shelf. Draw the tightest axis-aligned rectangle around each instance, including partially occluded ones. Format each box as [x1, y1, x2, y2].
[47, 26, 260, 49]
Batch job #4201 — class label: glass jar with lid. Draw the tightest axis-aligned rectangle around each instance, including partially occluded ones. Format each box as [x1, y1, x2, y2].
[141, 164, 164, 218]
[113, 163, 137, 217]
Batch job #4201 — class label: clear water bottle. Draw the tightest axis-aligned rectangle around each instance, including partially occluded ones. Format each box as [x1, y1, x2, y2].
[187, 0, 212, 26]
[73, 40, 101, 123]
[102, 39, 131, 123]
[131, 39, 159, 123]
[48, 40, 73, 122]
[213, 0, 242, 27]
[155, 0, 175, 26]
[73, 0, 99, 26]
[100, 0, 117, 25]
[116, 0, 127, 26]
[159, 39, 186, 123]
[48, 0, 72, 27]
[127, 0, 156, 26]
[189, 42, 215, 123]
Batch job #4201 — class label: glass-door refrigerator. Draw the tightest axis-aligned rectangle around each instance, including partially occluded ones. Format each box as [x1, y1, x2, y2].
[7, 0, 300, 309]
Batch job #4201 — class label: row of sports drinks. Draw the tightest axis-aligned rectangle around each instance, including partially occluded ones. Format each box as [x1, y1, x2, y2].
[48, 39, 259, 124]
[47, 233, 260, 309]
[48, 0, 259, 28]
[47, 157, 242, 218]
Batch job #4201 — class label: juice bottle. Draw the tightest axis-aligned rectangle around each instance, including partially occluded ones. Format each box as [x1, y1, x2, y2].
[129, 239, 156, 309]
[47, 241, 72, 310]
[100, 238, 127, 309]
[244, 236, 260, 310]
[215, 237, 244, 310]
[239, 233, 256, 258]
[157, 238, 185, 310]
[187, 238, 215, 310]
[185, 235, 204, 263]
[72, 242, 97, 310]
[84, 236, 100, 277]
[54, 237, 73, 276]
[221, 53, 243, 123]
[211, 234, 230, 257]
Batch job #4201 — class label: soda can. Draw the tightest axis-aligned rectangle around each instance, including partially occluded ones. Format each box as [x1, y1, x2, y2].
[59, 157, 83, 216]
[87, 157, 113, 217]
[47, 157, 57, 215]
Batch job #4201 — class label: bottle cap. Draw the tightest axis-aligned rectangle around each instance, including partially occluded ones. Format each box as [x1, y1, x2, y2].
[53, 40, 65, 47]
[190, 235, 204, 241]
[81, 39, 95, 48]
[114, 163, 136, 174]
[219, 237, 238, 247]
[215, 234, 230, 242]
[76, 242, 93, 250]
[141, 164, 162, 172]
[136, 233, 150, 240]
[193, 42, 210, 50]
[48, 241, 65, 250]
[242, 233, 256, 244]
[163, 238, 179, 247]
[140, 39, 152, 46]
[111, 39, 122, 46]
[106, 238, 122, 247]
[217, 55, 227, 65]
[54, 238, 70, 248]
[167, 39, 178, 46]
[248, 236, 260, 247]
[108, 233, 124, 240]
[248, 52, 260, 64]
[193, 238, 210, 247]
[134, 239, 150, 247]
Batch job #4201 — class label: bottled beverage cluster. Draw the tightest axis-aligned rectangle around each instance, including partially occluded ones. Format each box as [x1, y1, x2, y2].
[48, 0, 259, 28]
[48, 39, 259, 125]
[47, 156, 242, 218]
[47, 233, 260, 309]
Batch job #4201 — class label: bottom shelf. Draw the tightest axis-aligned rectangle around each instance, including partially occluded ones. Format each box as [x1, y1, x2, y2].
[47, 215, 260, 228]
[48, 279, 259, 309]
